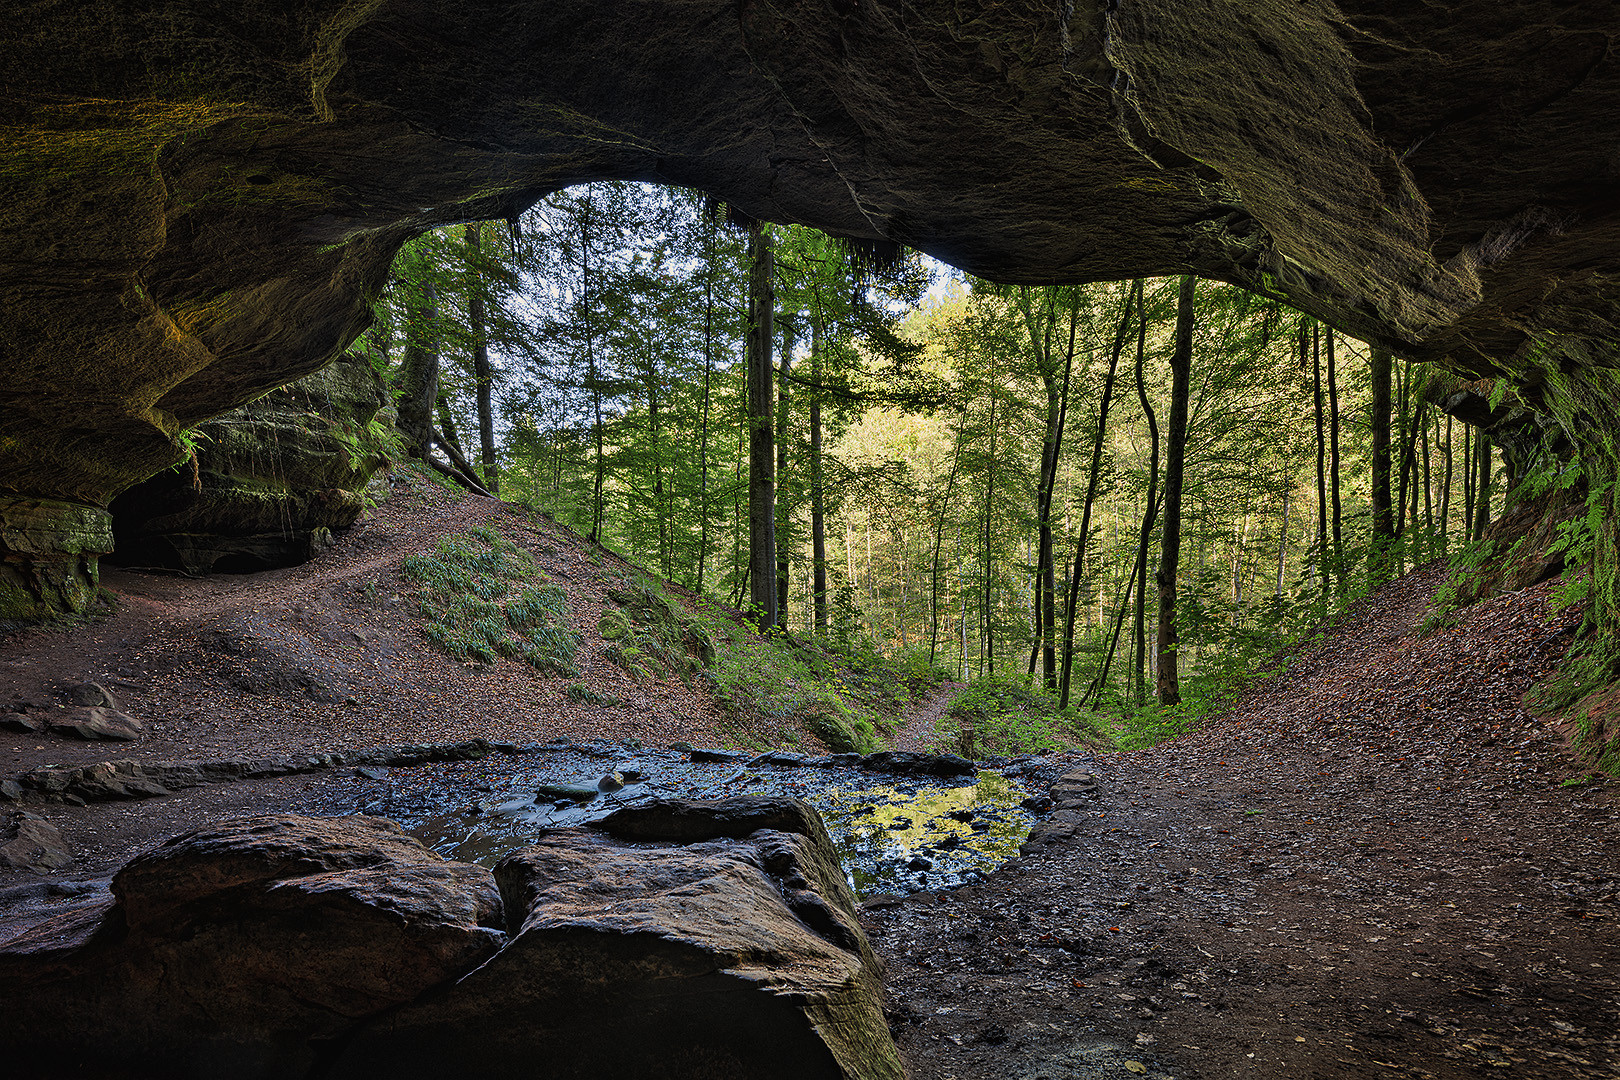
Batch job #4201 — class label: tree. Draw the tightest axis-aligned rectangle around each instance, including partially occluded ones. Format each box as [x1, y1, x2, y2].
[1155, 275, 1196, 707]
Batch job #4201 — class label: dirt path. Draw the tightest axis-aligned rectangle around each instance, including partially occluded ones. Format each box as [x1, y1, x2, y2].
[867, 566, 1620, 1079]
[893, 680, 966, 753]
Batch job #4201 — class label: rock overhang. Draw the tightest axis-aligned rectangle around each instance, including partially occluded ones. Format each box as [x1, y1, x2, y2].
[3, 1, 1619, 614]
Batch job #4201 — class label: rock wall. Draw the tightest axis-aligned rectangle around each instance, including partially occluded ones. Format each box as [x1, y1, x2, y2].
[2, 2, 1618, 615]
[106, 351, 392, 575]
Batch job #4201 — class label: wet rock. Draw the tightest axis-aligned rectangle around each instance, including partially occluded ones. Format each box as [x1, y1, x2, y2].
[689, 747, 747, 763]
[861, 751, 976, 778]
[354, 765, 389, 781]
[759, 750, 809, 767]
[906, 856, 935, 871]
[1021, 794, 1055, 812]
[45, 706, 143, 741]
[591, 796, 831, 845]
[0, 814, 505, 1079]
[0, 814, 73, 872]
[537, 783, 599, 802]
[1051, 769, 1099, 807]
[333, 799, 899, 1079]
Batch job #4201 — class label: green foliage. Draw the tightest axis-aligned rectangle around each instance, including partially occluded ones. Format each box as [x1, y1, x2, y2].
[400, 527, 579, 673]
[941, 670, 1105, 757]
[565, 682, 621, 707]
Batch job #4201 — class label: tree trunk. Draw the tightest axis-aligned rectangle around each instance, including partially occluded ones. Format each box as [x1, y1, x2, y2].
[696, 218, 716, 594]
[1131, 303, 1161, 708]
[776, 315, 796, 620]
[1326, 327, 1342, 577]
[1058, 280, 1136, 706]
[1369, 346, 1394, 575]
[1473, 432, 1492, 539]
[1310, 319, 1329, 593]
[1155, 275, 1195, 708]
[746, 220, 777, 630]
[810, 306, 828, 634]
[1024, 288, 1079, 688]
[396, 278, 440, 459]
[464, 223, 499, 495]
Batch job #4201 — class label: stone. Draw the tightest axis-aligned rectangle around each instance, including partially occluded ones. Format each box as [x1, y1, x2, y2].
[108, 352, 391, 575]
[63, 681, 118, 709]
[537, 783, 599, 802]
[0, 815, 505, 1079]
[0, 814, 73, 872]
[0, 714, 43, 734]
[45, 706, 143, 741]
[688, 747, 747, 763]
[591, 796, 832, 846]
[861, 751, 977, 778]
[332, 799, 899, 1079]
[1051, 770, 1100, 805]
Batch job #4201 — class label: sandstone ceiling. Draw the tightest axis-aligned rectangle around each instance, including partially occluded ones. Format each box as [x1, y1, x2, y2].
[2, 1, 1619, 616]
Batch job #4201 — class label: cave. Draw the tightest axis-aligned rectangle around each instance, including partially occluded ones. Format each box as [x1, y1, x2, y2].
[3, 1, 1619, 630]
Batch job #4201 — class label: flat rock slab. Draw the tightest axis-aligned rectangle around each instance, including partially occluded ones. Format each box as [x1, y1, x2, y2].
[46, 706, 142, 741]
[0, 814, 72, 872]
[335, 798, 900, 1079]
[0, 814, 505, 1079]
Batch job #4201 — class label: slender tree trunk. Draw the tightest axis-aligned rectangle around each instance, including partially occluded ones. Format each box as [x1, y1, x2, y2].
[1058, 280, 1136, 706]
[1421, 406, 1434, 559]
[1326, 327, 1342, 578]
[463, 224, 499, 495]
[1155, 275, 1195, 707]
[1439, 415, 1453, 553]
[1461, 425, 1475, 542]
[1369, 346, 1394, 576]
[929, 433, 965, 663]
[746, 220, 777, 630]
[1275, 488, 1289, 598]
[1473, 433, 1493, 538]
[1025, 289, 1079, 687]
[1130, 318, 1162, 707]
[983, 377, 998, 676]
[1394, 362, 1411, 564]
[776, 315, 796, 619]
[1310, 319, 1329, 593]
[810, 306, 828, 634]
[696, 220, 716, 594]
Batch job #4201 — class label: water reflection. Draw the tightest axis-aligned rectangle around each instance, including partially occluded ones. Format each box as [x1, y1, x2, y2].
[331, 747, 1035, 898]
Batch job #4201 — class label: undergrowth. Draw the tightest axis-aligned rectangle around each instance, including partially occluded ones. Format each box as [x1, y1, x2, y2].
[603, 570, 949, 754]
[400, 525, 579, 673]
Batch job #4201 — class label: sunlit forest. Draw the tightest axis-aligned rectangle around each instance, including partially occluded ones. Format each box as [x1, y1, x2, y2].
[358, 181, 1506, 720]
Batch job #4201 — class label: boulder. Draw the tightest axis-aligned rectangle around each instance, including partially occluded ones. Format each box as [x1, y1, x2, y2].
[0, 814, 505, 1079]
[0, 814, 74, 872]
[332, 797, 900, 1079]
[63, 681, 118, 709]
[45, 706, 143, 741]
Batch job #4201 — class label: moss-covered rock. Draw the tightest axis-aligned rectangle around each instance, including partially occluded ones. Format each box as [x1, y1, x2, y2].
[107, 351, 393, 574]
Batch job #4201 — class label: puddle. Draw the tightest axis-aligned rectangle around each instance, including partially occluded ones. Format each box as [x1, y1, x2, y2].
[316, 744, 1037, 898]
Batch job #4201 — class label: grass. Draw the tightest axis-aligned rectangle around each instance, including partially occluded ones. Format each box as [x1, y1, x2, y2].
[400, 526, 579, 674]
[936, 670, 1112, 757]
[604, 570, 950, 754]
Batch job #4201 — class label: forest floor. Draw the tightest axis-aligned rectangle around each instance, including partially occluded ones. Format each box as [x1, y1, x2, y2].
[2, 475, 1618, 1078]
[870, 565, 1620, 1080]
